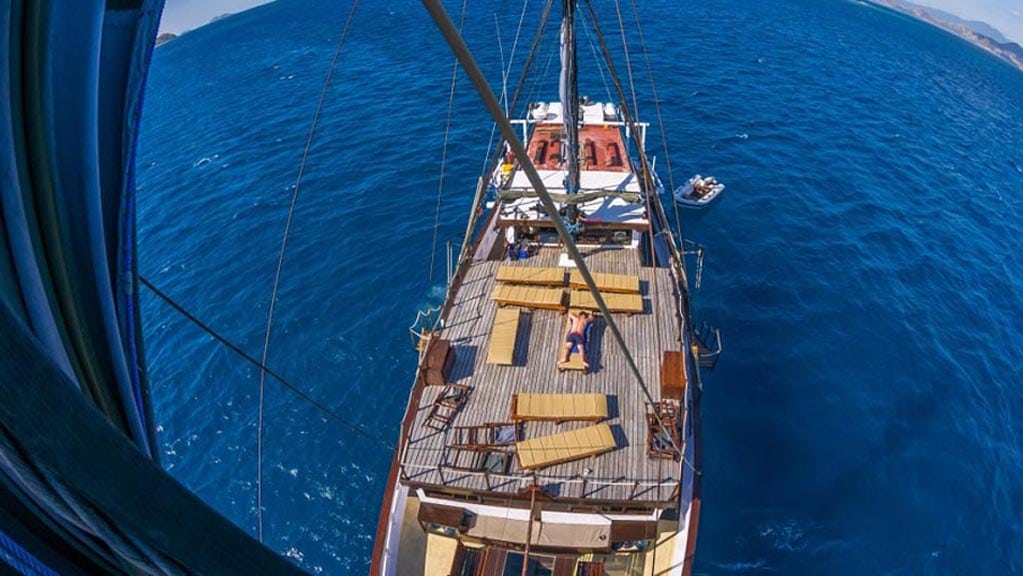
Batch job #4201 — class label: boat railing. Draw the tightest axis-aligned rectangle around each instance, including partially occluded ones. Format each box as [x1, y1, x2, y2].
[399, 462, 682, 501]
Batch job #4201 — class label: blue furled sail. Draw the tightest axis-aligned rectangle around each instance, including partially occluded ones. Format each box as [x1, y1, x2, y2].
[0, 1, 302, 573]
[2, 0, 156, 456]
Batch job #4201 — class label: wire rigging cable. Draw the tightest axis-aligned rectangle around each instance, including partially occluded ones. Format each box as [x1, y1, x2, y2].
[140, 276, 393, 450]
[613, 0, 641, 123]
[428, 0, 468, 286]
[421, 0, 682, 460]
[255, 0, 361, 543]
[480, 0, 550, 177]
[629, 0, 685, 242]
[480, 0, 530, 173]
[579, 15, 614, 104]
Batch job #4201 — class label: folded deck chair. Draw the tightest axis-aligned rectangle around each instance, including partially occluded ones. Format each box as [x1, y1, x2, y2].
[450, 422, 521, 451]
[511, 393, 608, 424]
[646, 401, 682, 460]
[558, 313, 594, 372]
[569, 290, 643, 315]
[515, 423, 616, 470]
[568, 270, 640, 294]
[486, 307, 521, 365]
[425, 384, 471, 430]
[496, 265, 566, 286]
[492, 284, 566, 312]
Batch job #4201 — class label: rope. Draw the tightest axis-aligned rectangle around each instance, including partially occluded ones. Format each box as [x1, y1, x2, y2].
[422, 0, 682, 461]
[428, 0, 468, 286]
[630, 0, 684, 243]
[480, 0, 552, 178]
[140, 276, 394, 447]
[579, 0, 684, 459]
[255, 0, 361, 543]
[579, 13, 614, 104]
[505, 0, 531, 106]
[613, 0, 640, 122]
[479, 0, 529, 170]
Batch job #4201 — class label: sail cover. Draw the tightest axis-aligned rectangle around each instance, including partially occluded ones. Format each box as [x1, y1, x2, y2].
[0, 1, 301, 573]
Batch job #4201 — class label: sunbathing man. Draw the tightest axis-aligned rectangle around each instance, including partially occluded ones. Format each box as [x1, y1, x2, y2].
[558, 311, 592, 370]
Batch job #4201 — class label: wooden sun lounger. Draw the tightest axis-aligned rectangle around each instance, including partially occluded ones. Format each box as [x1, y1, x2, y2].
[492, 284, 566, 312]
[515, 423, 616, 470]
[511, 393, 607, 424]
[569, 290, 644, 315]
[486, 307, 521, 365]
[568, 270, 640, 294]
[496, 265, 566, 286]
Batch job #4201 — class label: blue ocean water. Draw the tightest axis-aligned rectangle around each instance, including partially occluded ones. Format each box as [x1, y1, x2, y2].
[136, 0, 1023, 574]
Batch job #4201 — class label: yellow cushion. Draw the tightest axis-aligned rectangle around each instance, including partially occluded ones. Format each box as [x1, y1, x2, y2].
[486, 307, 521, 365]
[568, 270, 640, 294]
[512, 393, 607, 421]
[516, 423, 616, 470]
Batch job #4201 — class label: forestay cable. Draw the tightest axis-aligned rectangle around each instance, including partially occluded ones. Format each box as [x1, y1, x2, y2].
[255, 0, 361, 543]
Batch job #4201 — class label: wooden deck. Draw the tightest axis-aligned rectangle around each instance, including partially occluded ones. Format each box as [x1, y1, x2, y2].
[400, 246, 686, 502]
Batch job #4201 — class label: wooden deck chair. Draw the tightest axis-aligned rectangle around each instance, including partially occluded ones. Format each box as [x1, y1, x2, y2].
[495, 265, 566, 286]
[486, 307, 521, 365]
[646, 401, 681, 460]
[557, 312, 594, 373]
[568, 270, 640, 294]
[492, 284, 566, 312]
[511, 393, 608, 424]
[425, 384, 471, 430]
[569, 290, 643, 315]
[450, 422, 521, 451]
[515, 423, 616, 470]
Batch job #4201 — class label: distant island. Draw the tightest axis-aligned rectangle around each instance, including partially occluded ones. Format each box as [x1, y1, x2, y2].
[155, 12, 236, 48]
[155, 33, 177, 46]
[869, 0, 1023, 72]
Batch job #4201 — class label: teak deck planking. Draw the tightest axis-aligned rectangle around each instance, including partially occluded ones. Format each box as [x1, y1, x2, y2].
[400, 246, 685, 502]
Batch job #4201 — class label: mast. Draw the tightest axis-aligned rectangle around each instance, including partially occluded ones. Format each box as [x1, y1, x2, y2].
[560, 0, 580, 224]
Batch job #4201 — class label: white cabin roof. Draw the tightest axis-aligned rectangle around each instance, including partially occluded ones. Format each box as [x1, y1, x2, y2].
[506, 169, 640, 193]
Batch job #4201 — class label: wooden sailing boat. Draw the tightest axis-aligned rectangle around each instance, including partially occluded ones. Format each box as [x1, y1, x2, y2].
[371, 2, 720, 574]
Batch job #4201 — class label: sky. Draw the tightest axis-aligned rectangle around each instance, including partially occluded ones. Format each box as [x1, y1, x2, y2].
[158, 0, 273, 34]
[158, 0, 1023, 43]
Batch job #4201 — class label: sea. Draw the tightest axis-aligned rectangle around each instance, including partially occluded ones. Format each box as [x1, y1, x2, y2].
[136, 0, 1023, 574]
